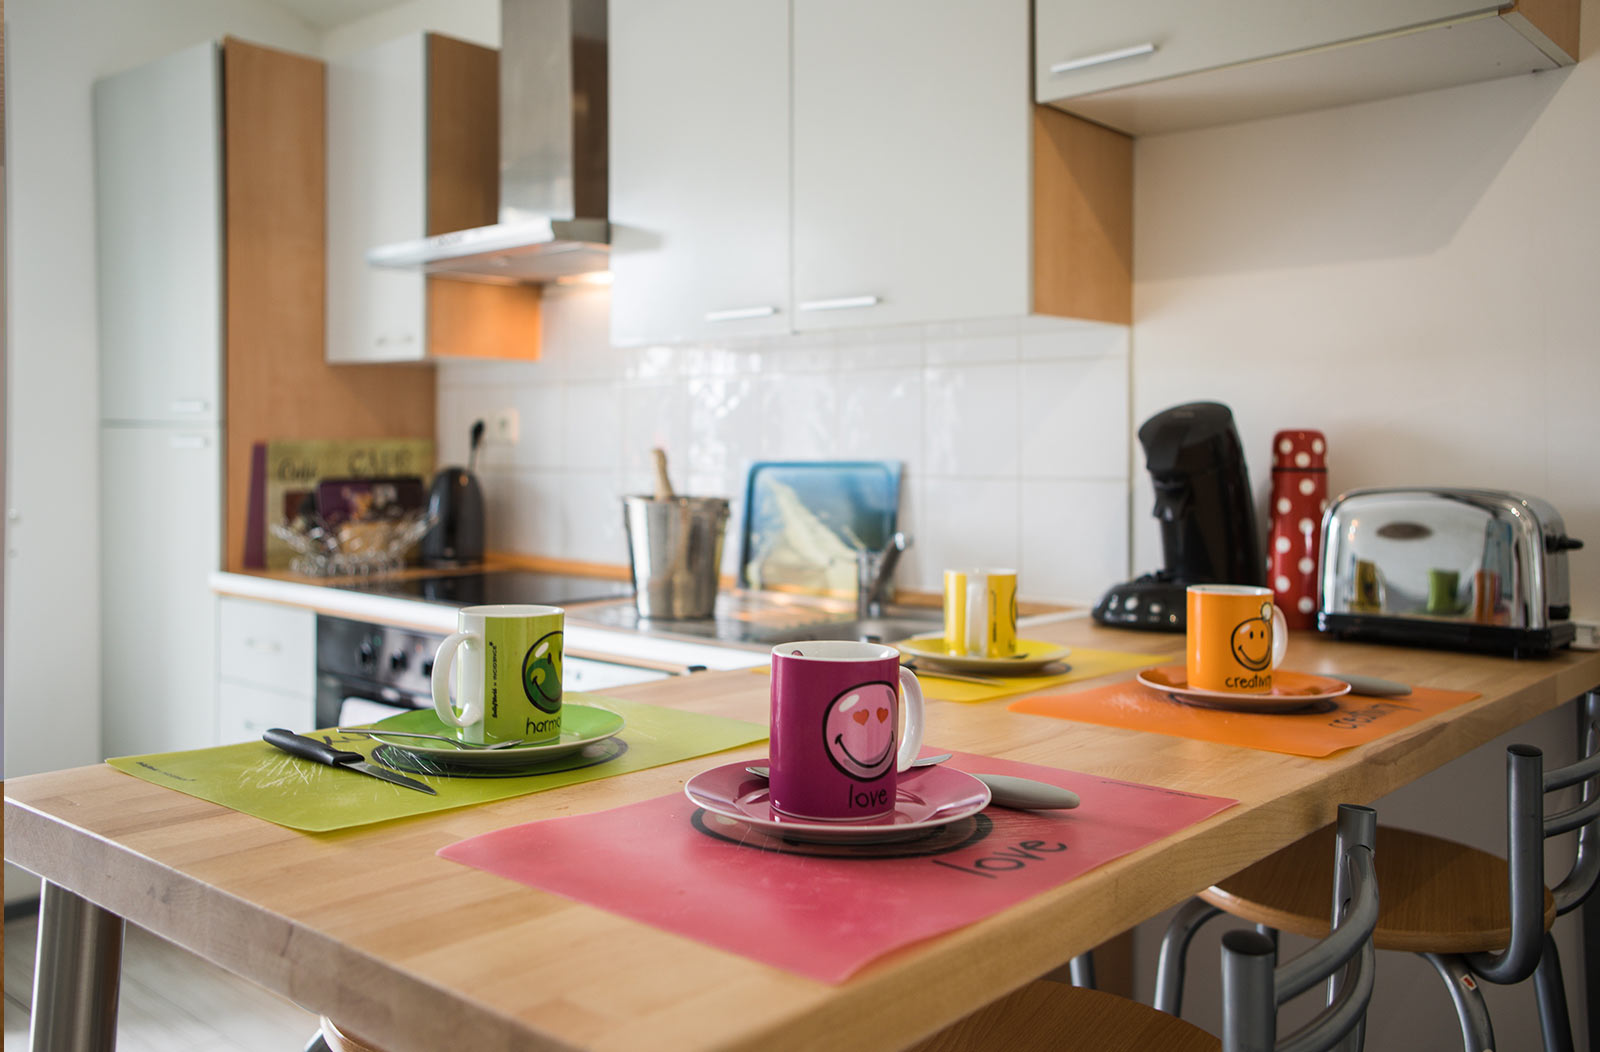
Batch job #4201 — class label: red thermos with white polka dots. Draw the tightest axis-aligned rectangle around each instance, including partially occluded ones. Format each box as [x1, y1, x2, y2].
[1268, 430, 1328, 629]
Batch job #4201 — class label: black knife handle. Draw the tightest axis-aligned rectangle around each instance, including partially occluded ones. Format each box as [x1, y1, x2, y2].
[263, 728, 364, 767]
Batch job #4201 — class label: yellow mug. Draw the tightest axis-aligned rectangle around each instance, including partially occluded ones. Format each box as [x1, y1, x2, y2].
[1186, 585, 1288, 694]
[944, 569, 1018, 658]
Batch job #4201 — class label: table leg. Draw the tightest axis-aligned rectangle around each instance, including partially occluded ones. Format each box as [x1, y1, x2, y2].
[30, 880, 124, 1052]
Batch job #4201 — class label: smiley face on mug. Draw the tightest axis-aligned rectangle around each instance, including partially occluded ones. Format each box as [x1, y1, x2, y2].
[1230, 602, 1275, 671]
[822, 682, 897, 781]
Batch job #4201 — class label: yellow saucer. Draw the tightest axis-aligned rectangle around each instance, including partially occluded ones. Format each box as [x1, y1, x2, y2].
[897, 637, 1072, 675]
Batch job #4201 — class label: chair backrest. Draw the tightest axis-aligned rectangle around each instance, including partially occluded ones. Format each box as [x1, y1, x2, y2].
[1472, 689, 1600, 985]
[1221, 803, 1379, 1052]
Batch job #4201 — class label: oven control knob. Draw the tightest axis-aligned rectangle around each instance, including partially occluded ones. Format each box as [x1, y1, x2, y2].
[357, 639, 377, 669]
[422, 657, 435, 679]
[389, 650, 408, 673]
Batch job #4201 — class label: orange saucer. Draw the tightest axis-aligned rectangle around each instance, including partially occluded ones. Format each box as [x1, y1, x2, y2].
[1136, 665, 1351, 713]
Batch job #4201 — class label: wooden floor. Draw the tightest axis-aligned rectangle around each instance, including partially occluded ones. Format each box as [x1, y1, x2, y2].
[4, 911, 320, 1052]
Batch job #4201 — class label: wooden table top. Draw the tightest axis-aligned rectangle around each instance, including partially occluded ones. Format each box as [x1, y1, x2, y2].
[8, 623, 1599, 1052]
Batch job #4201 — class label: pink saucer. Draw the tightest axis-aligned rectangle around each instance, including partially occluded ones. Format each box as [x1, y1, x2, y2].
[684, 760, 991, 844]
[1137, 665, 1351, 713]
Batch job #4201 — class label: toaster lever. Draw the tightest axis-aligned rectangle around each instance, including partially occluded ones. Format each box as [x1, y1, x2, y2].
[1547, 535, 1585, 553]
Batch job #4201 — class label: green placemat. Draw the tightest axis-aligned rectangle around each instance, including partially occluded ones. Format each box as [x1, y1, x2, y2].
[107, 695, 766, 832]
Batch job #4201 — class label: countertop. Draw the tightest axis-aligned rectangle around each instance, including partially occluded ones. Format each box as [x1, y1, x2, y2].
[10, 619, 1599, 1051]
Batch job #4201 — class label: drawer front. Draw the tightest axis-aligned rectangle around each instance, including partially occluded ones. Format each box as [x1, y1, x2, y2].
[564, 656, 673, 693]
[218, 681, 315, 746]
[1035, 0, 1500, 102]
[218, 597, 315, 694]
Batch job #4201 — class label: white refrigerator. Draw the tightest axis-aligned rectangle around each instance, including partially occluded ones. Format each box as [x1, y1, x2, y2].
[95, 42, 223, 756]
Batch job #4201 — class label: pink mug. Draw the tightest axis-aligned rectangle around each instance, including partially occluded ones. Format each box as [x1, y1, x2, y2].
[768, 641, 926, 822]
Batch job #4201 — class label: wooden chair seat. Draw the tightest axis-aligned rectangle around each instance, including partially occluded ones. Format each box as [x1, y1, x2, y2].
[909, 981, 1219, 1052]
[1200, 824, 1555, 955]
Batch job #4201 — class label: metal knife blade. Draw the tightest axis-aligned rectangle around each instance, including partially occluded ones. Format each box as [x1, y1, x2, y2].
[263, 728, 438, 795]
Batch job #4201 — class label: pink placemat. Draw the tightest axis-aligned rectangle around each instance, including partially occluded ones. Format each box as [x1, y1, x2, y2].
[439, 752, 1236, 982]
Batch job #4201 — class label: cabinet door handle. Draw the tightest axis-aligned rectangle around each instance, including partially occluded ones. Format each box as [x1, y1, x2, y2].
[704, 306, 778, 322]
[1049, 42, 1157, 76]
[242, 637, 282, 654]
[169, 434, 211, 450]
[797, 295, 880, 313]
[170, 399, 210, 415]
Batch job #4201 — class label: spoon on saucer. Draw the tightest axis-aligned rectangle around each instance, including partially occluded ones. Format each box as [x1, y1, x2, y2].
[744, 759, 1080, 811]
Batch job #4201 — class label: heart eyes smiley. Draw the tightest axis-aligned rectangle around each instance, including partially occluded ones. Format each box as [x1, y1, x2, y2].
[850, 707, 891, 725]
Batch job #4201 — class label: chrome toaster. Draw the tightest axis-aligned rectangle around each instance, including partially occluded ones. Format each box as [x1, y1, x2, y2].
[1318, 488, 1584, 658]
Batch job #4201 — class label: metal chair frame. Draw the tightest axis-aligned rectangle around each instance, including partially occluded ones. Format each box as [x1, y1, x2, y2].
[1222, 803, 1379, 1052]
[1156, 690, 1600, 1052]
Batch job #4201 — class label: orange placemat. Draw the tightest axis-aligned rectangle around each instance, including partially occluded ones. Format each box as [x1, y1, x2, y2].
[753, 648, 1176, 703]
[1008, 679, 1481, 758]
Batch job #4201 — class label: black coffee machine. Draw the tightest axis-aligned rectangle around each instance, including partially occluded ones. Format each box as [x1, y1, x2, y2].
[1094, 402, 1263, 632]
[421, 421, 486, 567]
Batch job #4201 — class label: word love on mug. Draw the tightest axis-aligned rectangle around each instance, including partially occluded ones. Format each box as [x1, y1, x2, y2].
[768, 641, 926, 822]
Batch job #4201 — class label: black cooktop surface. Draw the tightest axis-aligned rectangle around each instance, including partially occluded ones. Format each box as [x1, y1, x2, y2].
[334, 570, 634, 608]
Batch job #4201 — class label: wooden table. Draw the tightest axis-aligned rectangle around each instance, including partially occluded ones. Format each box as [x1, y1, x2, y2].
[8, 622, 1600, 1052]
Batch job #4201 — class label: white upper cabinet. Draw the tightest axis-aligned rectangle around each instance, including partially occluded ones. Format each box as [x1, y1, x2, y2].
[791, 0, 1030, 330]
[94, 43, 222, 424]
[609, 0, 791, 345]
[609, 0, 1126, 345]
[1037, 0, 1580, 135]
[327, 34, 428, 363]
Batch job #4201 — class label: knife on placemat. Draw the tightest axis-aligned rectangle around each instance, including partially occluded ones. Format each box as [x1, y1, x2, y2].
[263, 728, 438, 795]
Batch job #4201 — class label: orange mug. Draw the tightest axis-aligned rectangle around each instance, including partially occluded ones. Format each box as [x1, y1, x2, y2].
[1186, 585, 1288, 694]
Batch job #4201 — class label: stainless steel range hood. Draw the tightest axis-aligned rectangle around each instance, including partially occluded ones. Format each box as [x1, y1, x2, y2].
[367, 0, 609, 284]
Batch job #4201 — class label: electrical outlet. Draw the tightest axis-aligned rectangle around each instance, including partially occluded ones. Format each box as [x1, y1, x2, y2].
[487, 408, 519, 444]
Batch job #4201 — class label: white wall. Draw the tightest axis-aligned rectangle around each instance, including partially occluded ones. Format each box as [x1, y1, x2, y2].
[436, 293, 1133, 603]
[1127, 9, 1599, 1047]
[2, 0, 317, 898]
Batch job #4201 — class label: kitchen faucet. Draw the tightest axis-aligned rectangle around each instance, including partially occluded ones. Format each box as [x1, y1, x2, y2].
[856, 532, 911, 619]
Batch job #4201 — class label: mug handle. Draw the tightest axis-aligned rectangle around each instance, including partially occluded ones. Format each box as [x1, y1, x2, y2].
[432, 631, 483, 728]
[895, 666, 926, 773]
[1269, 604, 1289, 670]
[965, 582, 989, 657]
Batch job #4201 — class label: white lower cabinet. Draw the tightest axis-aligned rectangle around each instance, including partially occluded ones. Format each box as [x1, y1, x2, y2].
[218, 681, 314, 745]
[217, 596, 316, 744]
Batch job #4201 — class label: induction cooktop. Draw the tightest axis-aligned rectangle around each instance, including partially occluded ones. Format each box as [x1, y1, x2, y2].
[332, 570, 635, 608]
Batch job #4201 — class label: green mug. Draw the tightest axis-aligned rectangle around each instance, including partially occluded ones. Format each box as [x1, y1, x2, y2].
[431, 604, 564, 744]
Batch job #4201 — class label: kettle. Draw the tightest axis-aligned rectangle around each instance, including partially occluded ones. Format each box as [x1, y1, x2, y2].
[421, 421, 486, 567]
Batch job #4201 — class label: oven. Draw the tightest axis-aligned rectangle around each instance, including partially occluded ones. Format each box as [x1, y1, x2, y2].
[314, 615, 675, 728]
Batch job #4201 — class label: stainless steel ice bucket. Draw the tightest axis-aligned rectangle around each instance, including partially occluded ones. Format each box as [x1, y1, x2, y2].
[621, 495, 730, 619]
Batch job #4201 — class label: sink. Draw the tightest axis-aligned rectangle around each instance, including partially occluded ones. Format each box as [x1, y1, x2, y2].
[787, 606, 943, 645]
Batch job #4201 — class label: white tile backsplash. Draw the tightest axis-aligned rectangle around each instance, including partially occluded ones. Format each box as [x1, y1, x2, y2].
[919, 477, 1021, 577]
[1019, 479, 1131, 603]
[436, 296, 1132, 601]
[923, 363, 1020, 476]
[1019, 355, 1130, 480]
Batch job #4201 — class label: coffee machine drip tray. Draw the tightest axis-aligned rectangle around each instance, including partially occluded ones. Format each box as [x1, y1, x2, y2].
[1093, 571, 1187, 632]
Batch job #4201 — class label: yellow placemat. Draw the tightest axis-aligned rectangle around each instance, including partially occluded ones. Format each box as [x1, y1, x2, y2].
[752, 648, 1176, 702]
[106, 695, 767, 832]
